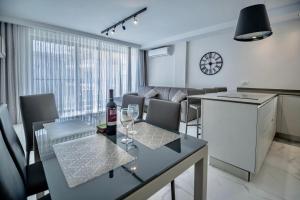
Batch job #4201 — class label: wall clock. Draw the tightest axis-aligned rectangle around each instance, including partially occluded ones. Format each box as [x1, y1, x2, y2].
[199, 52, 223, 75]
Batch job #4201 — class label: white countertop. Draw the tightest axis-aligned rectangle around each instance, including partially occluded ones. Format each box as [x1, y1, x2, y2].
[188, 92, 277, 105]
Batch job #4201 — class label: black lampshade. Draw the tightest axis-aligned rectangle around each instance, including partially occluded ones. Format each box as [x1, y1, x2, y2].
[234, 4, 272, 41]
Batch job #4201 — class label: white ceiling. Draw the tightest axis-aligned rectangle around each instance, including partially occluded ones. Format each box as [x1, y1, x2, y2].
[0, 0, 299, 48]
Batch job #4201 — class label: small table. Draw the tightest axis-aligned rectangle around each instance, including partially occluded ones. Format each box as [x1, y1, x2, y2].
[35, 120, 208, 200]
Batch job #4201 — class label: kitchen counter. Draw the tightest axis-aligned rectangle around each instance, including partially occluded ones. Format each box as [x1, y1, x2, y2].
[193, 92, 278, 181]
[237, 87, 300, 96]
[189, 92, 277, 105]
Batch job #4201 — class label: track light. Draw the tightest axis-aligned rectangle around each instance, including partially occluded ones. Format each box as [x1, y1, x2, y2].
[133, 16, 138, 25]
[101, 7, 147, 35]
[122, 22, 126, 30]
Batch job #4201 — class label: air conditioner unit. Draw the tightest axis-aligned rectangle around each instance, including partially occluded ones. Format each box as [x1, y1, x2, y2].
[148, 47, 171, 57]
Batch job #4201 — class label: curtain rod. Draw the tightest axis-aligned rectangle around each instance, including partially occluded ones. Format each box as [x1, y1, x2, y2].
[0, 15, 141, 48]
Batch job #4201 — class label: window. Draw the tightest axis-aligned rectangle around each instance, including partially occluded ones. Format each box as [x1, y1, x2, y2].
[30, 29, 137, 118]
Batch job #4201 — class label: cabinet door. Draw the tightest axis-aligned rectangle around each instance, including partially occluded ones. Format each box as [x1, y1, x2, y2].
[279, 95, 300, 137]
[202, 100, 257, 173]
[256, 97, 277, 173]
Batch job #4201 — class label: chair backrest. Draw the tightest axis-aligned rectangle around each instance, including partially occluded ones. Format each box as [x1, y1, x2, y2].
[0, 130, 26, 200]
[19, 93, 59, 152]
[0, 104, 27, 182]
[146, 99, 180, 132]
[122, 95, 145, 120]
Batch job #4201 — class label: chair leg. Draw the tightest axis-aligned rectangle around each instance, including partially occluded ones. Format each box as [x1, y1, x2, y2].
[171, 180, 175, 200]
[185, 101, 189, 135]
[26, 150, 30, 165]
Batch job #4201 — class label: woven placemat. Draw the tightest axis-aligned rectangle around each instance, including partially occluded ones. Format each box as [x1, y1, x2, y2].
[119, 122, 180, 150]
[53, 134, 134, 188]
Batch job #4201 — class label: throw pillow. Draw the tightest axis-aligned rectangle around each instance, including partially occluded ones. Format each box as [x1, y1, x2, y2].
[171, 90, 187, 103]
[144, 89, 158, 98]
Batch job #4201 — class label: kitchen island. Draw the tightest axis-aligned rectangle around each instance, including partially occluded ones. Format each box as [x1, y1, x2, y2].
[190, 92, 277, 181]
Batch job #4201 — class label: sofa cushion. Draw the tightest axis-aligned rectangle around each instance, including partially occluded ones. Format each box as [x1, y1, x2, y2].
[153, 87, 170, 100]
[169, 88, 188, 101]
[138, 86, 153, 96]
[171, 90, 187, 103]
[144, 89, 159, 98]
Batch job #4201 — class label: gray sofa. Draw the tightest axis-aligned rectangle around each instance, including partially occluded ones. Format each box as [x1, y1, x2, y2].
[116, 86, 227, 122]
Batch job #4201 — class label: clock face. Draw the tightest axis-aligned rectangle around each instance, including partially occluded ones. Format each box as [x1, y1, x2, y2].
[199, 52, 223, 75]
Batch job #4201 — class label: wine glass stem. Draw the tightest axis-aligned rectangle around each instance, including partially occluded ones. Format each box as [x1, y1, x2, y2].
[132, 121, 134, 142]
[132, 121, 135, 131]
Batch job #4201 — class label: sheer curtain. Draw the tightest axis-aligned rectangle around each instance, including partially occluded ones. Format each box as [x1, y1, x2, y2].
[13, 25, 141, 120]
[0, 22, 19, 123]
[99, 42, 129, 109]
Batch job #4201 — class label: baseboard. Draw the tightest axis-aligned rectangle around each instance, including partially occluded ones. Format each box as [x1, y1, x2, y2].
[209, 156, 251, 181]
[276, 132, 300, 142]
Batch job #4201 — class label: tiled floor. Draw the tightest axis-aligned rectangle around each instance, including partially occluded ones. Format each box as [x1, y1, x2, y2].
[149, 121, 300, 200]
[14, 121, 300, 200]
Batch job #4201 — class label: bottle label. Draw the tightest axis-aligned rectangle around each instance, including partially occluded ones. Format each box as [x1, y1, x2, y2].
[107, 107, 117, 126]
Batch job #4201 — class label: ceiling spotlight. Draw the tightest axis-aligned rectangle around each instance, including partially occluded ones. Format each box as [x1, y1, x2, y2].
[111, 27, 115, 34]
[133, 16, 138, 25]
[106, 31, 109, 36]
[122, 22, 126, 30]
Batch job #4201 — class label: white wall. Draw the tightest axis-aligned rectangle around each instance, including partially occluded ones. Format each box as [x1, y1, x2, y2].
[147, 19, 300, 90]
[147, 41, 187, 87]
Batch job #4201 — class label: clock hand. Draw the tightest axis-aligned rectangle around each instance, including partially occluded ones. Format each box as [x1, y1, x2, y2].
[210, 61, 222, 64]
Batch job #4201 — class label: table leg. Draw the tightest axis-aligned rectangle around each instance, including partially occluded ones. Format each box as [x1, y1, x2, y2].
[194, 155, 208, 200]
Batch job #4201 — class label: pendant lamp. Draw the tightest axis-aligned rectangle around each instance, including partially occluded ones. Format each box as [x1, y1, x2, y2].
[234, 4, 272, 41]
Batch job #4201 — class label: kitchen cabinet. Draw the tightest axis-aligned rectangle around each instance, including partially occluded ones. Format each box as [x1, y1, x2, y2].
[190, 92, 277, 180]
[277, 95, 300, 139]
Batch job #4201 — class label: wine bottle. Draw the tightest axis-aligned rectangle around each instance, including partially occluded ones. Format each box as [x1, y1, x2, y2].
[106, 89, 117, 135]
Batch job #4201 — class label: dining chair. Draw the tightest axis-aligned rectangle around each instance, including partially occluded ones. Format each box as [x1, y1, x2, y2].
[122, 94, 145, 120]
[0, 104, 49, 197]
[145, 99, 180, 200]
[0, 129, 51, 200]
[146, 99, 181, 132]
[19, 93, 59, 164]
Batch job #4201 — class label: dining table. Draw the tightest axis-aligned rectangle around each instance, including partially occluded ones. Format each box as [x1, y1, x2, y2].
[34, 118, 208, 200]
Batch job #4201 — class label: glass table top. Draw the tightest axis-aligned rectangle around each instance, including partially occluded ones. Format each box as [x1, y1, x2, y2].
[35, 119, 207, 200]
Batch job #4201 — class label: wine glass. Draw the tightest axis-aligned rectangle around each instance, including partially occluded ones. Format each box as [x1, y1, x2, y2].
[128, 104, 139, 135]
[128, 145, 139, 172]
[120, 108, 133, 144]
